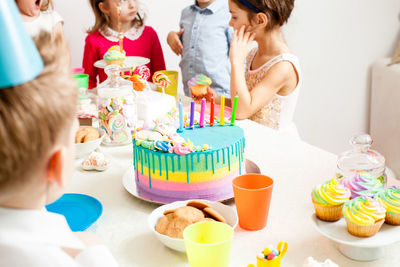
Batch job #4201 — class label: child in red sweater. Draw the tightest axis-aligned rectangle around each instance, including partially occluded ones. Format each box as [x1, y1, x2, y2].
[83, 0, 166, 89]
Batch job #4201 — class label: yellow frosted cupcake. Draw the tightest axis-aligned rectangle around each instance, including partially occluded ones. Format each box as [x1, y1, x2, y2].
[375, 186, 400, 225]
[343, 196, 386, 237]
[312, 178, 351, 221]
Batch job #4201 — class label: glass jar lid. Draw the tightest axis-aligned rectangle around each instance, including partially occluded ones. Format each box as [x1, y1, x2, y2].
[97, 65, 132, 96]
[337, 134, 385, 176]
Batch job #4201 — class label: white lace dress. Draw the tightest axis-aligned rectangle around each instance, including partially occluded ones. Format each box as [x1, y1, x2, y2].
[245, 48, 302, 136]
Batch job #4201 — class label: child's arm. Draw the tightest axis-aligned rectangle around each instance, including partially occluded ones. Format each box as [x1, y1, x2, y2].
[167, 29, 184, 56]
[229, 26, 294, 120]
[82, 36, 99, 89]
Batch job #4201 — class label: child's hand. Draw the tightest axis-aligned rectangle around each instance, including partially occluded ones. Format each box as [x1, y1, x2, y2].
[229, 25, 256, 68]
[167, 29, 184, 56]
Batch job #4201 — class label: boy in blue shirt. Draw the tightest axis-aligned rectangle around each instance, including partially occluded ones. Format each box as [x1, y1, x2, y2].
[167, 0, 233, 102]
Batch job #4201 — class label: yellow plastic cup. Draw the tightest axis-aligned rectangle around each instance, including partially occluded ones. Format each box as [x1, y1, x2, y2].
[155, 70, 178, 97]
[183, 221, 234, 267]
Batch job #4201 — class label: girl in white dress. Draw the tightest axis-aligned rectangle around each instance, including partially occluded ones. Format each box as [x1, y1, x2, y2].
[229, 0, 301, 135]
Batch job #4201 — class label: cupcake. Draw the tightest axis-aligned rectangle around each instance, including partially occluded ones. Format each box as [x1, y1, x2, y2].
[312, 178, 351, 221]
[375, 186, 400, 225]
[342, 196, 385, 237]
[341, 172, 384, 199]
[188, 74, 212, 97]
[103, 45, 126, 66]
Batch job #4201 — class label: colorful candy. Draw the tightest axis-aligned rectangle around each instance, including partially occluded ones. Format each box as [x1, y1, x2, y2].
[98, 96, 132, 144]
[152, 72, 170, 93]
[154, 141, 171, 152]
[130, 65, 150, 80]
[259, 244, 280, 261]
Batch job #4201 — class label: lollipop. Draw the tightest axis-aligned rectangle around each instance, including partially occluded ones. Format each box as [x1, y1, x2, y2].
[152, 72, 170, 94]
[131, 65, 150, 80]
[108, 113, 127, 132]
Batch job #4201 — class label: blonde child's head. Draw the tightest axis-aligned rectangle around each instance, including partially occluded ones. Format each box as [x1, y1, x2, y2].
[88, 0, 145, 34]
[15, 0, 53, 17]
[0, 32, 77, 206]
[229, 0, 294, 31]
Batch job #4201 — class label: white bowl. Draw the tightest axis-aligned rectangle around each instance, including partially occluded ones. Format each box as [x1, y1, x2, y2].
[74, 128, 104, 158]
[148, 199, 238, 252]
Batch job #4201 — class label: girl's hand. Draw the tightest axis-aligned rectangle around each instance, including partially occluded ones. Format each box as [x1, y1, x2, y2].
[229, 25, 255, 67]
[167, 29, 184, 56]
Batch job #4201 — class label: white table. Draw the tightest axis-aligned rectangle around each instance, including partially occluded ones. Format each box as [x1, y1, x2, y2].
[68, 120, 400, 267]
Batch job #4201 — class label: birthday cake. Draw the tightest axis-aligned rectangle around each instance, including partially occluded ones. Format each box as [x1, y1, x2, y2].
[133, 111, 245, 203]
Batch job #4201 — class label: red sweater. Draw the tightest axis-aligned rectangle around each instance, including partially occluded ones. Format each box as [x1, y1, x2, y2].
[82, 26, 166, 89]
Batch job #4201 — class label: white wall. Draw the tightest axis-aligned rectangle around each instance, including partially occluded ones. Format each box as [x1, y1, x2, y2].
[55, 0, 400, 154]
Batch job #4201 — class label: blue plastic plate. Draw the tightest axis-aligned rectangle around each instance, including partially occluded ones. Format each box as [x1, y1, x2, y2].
[46, 193, 103, 232]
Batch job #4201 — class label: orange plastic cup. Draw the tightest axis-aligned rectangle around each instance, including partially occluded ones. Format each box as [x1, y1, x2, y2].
[232, 174, 274, 231]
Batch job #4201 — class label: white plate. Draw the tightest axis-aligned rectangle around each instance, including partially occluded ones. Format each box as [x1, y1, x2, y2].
[148, 200, 238, 252]
[94, 56, 150, 71]
[312, 214, 400, 261]
[122, 167, 164, 205]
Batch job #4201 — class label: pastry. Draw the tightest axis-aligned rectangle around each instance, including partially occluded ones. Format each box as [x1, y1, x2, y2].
[155, 201, 227, 239]
[82, 151, 109, 171]
[186, 200, 212, 210]
[188, 74, 211, 97]
[375, 186, 400, 225]
[75, 128, 87, 143]
[311, 178, 351, 221]
[103, 45, 126, 66]
[203, 207, 227, 223]
[75, 127, 100, 144]
[155, 206, 205, 239]
[83, 127, 100, 142]
[342, 196, 385, 237]
[341, 172, 384, 199]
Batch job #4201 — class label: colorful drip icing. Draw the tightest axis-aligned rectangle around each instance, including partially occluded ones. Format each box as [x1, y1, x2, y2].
[133, 137, 245, 187]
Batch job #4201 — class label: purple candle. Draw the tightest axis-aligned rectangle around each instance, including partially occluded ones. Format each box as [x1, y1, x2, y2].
[189, 100, 195, 129]
[199, 98, 205, 127]
[178, 100, 183, 132]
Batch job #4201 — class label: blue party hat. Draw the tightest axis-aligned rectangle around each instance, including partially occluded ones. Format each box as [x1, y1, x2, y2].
[0, 0, 44, 88]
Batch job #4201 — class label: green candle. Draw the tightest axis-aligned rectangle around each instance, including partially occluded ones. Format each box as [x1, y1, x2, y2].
[230, 95, 238, 125]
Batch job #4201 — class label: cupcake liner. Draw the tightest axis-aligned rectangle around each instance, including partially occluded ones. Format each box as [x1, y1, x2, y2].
[106, 59, 124, 66]
[345, 218, 384, 237]
[385, 213, 400, 225]
[190, 85, 208, 96]
[312, 201, 343, 221]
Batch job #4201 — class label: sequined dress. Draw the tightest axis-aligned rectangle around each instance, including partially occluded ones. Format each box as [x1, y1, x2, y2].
[245, 48, 301, 133]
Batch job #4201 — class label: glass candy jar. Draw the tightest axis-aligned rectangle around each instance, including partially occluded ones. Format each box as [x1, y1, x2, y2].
[337, 134, 386, 185]
[97, 65, 137, 145]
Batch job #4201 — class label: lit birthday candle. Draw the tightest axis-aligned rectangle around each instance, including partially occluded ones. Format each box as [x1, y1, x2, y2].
[220, 95, 225, 126]
[199, 98, 205, 127]
[189, 100, 195, 129]
[230, 95, 238, 125]
[178, 99, 183, 132]
[210, 96, 215, 126]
